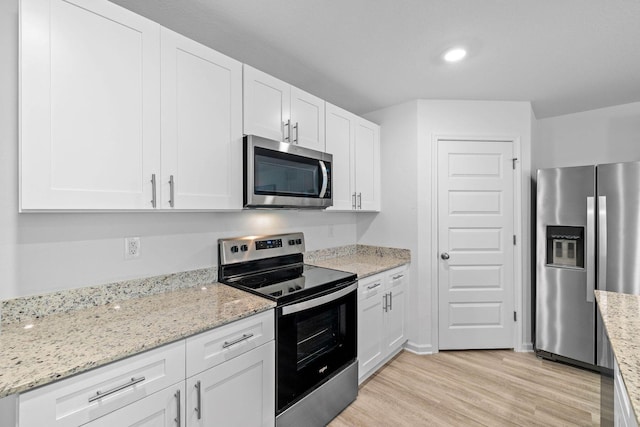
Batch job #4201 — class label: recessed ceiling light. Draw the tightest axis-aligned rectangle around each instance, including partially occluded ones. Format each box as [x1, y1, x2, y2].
[443, 48, 467, 63]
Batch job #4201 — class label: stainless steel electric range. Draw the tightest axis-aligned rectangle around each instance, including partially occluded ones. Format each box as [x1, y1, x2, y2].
[218, 232, 358, 427]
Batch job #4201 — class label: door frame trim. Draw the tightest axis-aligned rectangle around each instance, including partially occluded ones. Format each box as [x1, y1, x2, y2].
[431, 134, 523, 352]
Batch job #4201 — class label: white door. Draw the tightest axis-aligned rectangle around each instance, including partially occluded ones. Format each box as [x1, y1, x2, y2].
[20, 0, 161, 210]
[290, 87, 325, 151]
[186, 342, 275, 427]
[325, 103, 355, 210]
[438, 139, 515, 349]
[243, 65, 290, 142]
[84, 384, 184, 427]
[161, 28, 242, 210]
[354, 119, 381, 211]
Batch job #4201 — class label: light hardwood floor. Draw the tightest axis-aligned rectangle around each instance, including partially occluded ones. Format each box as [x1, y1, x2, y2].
[330, 350, 601, 427]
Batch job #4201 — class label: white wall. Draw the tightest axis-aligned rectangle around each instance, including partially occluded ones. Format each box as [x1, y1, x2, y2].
[361, 100, 533, 353]
[360, 100, 419, 348]
[417, 100, 533, 352]
[534, 102, 640, 170]
[0, 0, 357, 300]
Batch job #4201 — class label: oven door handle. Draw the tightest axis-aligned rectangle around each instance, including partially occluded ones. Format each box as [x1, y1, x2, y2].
[281, 283, 357, 315]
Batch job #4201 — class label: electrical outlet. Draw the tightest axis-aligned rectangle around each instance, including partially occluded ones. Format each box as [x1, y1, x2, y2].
[124, 237, 140, 259]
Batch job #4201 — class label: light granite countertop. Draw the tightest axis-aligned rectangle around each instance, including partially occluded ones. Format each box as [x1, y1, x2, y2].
[0, 284, 274, 398]
[305, 244, 410, 277]
[595, 290, 640, 423]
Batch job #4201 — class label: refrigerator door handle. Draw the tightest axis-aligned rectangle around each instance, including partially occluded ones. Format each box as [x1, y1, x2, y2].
[586, 197, 595, 302]
[598, 196, 607, 292]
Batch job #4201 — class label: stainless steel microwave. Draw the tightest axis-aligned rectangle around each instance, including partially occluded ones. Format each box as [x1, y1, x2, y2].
[244, 135, 333, 209]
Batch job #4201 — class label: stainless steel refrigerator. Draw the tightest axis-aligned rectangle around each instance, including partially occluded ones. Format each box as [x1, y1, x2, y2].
[536, 161, 640, 370]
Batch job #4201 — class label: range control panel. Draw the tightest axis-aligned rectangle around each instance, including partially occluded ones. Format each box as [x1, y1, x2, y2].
[219, 232, 305, 265]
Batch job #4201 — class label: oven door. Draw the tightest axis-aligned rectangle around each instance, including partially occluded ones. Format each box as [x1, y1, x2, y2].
[276, 282, 357, 413]
[244, 135, 332, 208]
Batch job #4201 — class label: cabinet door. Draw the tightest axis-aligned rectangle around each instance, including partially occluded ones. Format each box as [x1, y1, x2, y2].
[325, 103, 356, 211]
[290, 87, 325, 151]
[354, 118, 381, 211]
[20, 0, 161, 210]
[243, 65, 290, 142]
[161, 28, 242, 210]
[358, 275, 385, 381]
[85, 383, 184, 427]
[186, 341, 275, 427]
[385, 268, 408, 352]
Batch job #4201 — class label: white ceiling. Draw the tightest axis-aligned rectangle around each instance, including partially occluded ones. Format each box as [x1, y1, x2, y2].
[110, 0, 640, 119]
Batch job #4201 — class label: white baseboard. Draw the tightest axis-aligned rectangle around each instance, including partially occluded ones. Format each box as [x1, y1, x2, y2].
[403, 341, 435, 355]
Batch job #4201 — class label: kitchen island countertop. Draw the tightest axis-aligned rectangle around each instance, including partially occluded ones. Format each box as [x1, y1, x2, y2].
[595, 290, 640, 423]
[0, 284, 274, 398]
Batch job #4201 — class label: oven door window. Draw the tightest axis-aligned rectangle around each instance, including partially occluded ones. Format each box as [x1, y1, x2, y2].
[254, 147, 321, 197]
[277, 290, 356, 413]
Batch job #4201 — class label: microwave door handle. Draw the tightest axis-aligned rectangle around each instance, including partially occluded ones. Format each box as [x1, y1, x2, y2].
[319, 160, 328, 198]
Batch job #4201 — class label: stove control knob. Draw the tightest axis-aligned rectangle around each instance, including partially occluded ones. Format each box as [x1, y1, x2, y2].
[240, 244, 248, 252]
[230, 245, 239, 253]
[295, 238, 302, 245]
[288, 239, 295, 245]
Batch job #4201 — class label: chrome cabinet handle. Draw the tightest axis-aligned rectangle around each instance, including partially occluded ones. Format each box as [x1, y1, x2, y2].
[195, 380, 202, 420]
[222, 333, 254, 349]
[283, 119, 291, 142]
[367, 282, 382, 290]
[389, 291, 393, 310]
[392, 274, 404, 280]
[352, 193, 356, 209]
[151, 174, 157, 208]
[88, 376, 145, 403]
[175, 389, 181, 427]
[357, 192, 362, 209]
[441, 252, 450, 260]
[293, 122, 299, 144]
[168, 175, 175, 208]
[383, 293, 388, 312]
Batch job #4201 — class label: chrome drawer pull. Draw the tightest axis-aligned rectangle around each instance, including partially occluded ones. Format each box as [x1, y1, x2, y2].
[392, 274, 404, 280]
[222, 333, 254, 348]
[367, 282, 382, 290]
[88, 376, 146, 403]
[195, 380, 202, 420]
[175, 389, 181, 427]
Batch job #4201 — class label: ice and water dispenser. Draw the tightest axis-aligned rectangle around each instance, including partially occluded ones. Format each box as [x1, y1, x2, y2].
[546, 226, 584, 268]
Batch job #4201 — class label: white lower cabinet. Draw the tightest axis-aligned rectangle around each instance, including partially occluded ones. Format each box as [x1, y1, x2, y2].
[357, 265, 408, 383]
[17, 310, 275, 427]
[84, 383, 184, 427]
[614, 358, 639, 427]
[186, 341, 275, 427]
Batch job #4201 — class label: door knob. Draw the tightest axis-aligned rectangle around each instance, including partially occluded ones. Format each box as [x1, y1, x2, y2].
[441, 252, 450, 260]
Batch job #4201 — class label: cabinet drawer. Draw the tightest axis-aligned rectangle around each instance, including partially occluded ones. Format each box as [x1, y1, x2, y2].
[18, 340, 185, 427]
[387, 265, 409, 289]
[186, 310, 274, 377]
[358, 274, 384, 301]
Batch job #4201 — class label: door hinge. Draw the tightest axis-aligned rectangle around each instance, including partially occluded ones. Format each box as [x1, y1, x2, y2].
[512, 158, 518, 170]
[513, 311, 517, 322]
[513, 235, 517, 245]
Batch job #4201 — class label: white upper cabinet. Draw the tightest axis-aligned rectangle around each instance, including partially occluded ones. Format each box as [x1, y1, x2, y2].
[290, 87, 326, 151]
[325, 103, 356, 210]
[20, 0, 161, 210]
[243, 65, 325, 150]
[20, 0, 243, 210]
[355, 118, 381, 211]
[160, 28, 243, 210]
[326, 103, 380, 211]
